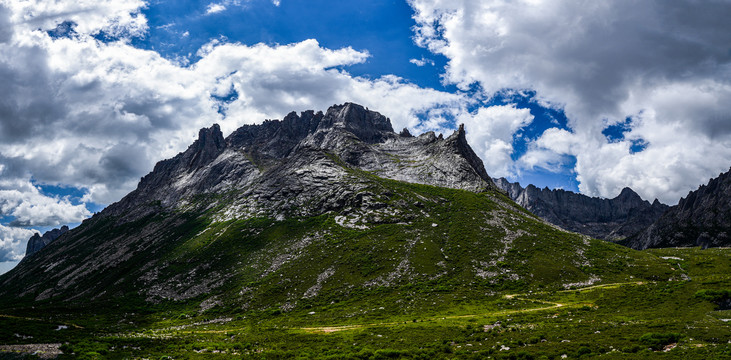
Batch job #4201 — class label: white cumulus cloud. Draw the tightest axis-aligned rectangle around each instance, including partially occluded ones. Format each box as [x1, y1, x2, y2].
[409, 57, 434, 67]
[3, 0, 147, 37]
[0, 180, 91, 227]
[0, 224, 38, 262]
[205, 3, 227, 14]
[460, 104, 534, 178]
[410, 0, 731, 203]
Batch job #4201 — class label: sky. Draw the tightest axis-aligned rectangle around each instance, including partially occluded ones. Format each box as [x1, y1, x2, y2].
[0, 0, 730, 274]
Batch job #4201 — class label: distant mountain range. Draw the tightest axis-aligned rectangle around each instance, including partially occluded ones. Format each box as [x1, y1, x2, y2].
[493, 167, 731, 251]
[624, 167, 731, 249]
[492, 178, 669, 241]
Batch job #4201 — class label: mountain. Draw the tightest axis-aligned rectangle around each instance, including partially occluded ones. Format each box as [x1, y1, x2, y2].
[0, 103, 664, 311]
[24, 225, 69, 257]
[624, 168, 731, 249]
[492, 178, 669, 241]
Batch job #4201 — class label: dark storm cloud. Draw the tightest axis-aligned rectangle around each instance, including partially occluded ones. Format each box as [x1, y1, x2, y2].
[0, 5, 13, 43]
[412, 0, 731, 120]
[0, 45, 68, 143]
[98, 142, 151, 181]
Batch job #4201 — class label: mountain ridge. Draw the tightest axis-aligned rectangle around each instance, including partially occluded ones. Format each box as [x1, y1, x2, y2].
[624, 167, 731, 249]
[102, 102, 497, 223]
[0, 103, 727, 360]
[493, 177, 669, 240]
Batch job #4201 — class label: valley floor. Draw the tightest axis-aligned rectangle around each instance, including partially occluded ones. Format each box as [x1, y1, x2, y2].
[2, 247, 730, 359]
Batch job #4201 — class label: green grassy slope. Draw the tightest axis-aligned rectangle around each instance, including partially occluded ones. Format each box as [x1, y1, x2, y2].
[1, 171, 675, 310]
[1, 248, 729, 359]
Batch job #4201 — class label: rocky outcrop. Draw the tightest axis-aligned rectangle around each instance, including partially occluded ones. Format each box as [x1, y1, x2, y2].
[24, 225, 69, 257]
[104, 103, 496, 222]
[493, 178, 668, 240]
[624, 168, 731, 249]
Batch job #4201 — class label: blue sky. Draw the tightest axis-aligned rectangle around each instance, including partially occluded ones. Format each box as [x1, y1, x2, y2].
[0, 0, 730, 273]
[136, 0, 451, 90]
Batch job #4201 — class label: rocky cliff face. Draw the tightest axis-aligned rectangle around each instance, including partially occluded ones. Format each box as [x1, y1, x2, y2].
[493, 178, 669, 240]
[624, 168, 731, 249]
[24, 225, 69, 258]
[103, 102, 497, 223]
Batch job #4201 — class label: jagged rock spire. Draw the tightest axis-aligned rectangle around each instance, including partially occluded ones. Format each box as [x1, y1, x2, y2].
[187, 124, 225, 169]
[443, 123, 492, 186]
[24, 225, 69, 258]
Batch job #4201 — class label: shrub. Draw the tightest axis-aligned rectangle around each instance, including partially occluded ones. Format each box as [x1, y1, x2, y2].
[695, 289, 731, 306]
[374, 349, 403, 359]
[639, 332, 681, 351]
[577, 346, 592, 356]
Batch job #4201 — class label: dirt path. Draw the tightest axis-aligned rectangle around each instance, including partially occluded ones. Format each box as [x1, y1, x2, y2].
[301, 297, 571, 333]
[559, 281, 645, 293]
[0, 313, 84, 329]
[0, 343, 62, 359]
[0, 314, 43, 321]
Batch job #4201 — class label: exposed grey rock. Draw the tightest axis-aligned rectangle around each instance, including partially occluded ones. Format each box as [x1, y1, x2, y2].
[624, 167, 731, 249]
[493, 178, 668, 240]
[24, 225, 69, 258]
[103, 102, 495, 223]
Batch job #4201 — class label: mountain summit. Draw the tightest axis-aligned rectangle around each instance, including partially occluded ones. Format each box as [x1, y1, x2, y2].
[104, 102, 496, 223]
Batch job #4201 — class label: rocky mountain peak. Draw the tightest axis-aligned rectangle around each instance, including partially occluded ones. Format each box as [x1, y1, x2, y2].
[186, 123, 225, 169]
[625, 167, 731, 249]
[102, 103, 496, 223]
[443, 123, 490, 184]
[24, 225, 69, 258]
[317, 102, 394, 143]
[616, 187, 642, 202]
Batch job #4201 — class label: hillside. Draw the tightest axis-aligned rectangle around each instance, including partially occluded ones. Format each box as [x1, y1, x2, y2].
[493, 178, 669, 241]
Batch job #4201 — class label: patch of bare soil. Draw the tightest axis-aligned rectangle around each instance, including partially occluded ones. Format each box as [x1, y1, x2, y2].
[0, 343, 62, 359]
